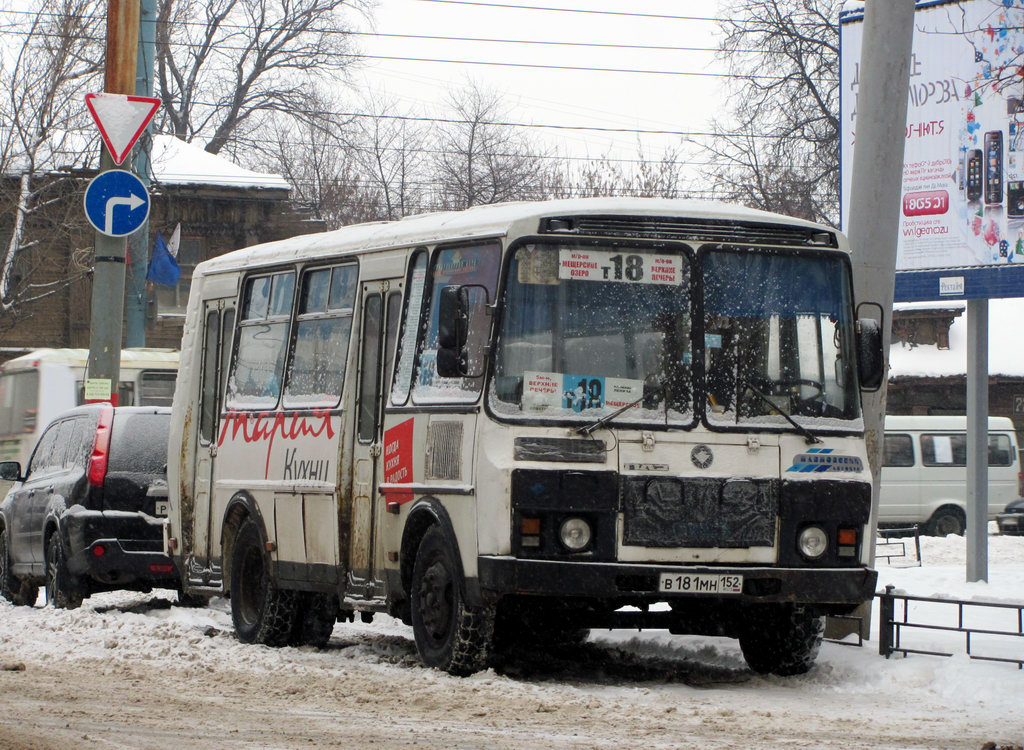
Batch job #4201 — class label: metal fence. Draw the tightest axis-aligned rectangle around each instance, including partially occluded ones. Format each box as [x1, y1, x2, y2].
[877, 584, 1024, 669]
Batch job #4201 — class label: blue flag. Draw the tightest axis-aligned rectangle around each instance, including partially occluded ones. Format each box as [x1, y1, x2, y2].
[146, 232, 181, 287]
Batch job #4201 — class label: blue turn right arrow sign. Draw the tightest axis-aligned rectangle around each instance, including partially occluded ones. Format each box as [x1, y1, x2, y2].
[83, 169, 150, 237]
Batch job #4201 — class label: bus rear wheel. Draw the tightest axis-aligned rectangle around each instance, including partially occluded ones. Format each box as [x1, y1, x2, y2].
[410, 527, 494, 676]
[230, 517, 297, 647]
[738, 604, 824, 676]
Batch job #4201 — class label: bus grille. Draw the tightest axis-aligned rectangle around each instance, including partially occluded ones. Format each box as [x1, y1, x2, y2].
[538, 215, 838, 248]
[621, 477, 778, 548]
[426, 421, 463, 480]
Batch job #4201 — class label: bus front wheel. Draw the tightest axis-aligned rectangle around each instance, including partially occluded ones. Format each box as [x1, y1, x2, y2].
[738, 604, 824, 676]
[230, 517, 297, 646]
[410, 526, 494, 676]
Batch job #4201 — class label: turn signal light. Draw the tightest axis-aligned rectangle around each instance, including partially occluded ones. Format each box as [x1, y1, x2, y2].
[838, 528, 858, 546]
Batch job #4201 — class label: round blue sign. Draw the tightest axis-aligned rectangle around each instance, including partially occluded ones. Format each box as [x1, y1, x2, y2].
[83, 169, 150, 237]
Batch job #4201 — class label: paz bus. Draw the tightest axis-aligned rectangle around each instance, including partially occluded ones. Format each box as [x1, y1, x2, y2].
[166, 198, 883, 676]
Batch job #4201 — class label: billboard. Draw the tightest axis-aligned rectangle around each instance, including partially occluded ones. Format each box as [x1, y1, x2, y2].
[840, 0, 1024, 300]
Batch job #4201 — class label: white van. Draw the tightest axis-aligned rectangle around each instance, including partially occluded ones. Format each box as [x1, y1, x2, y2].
[880, 415, 1021, 535]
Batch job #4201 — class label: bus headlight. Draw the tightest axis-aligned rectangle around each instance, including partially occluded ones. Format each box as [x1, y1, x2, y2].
[559, 517, 592, 552]
[797, 526, 828, 560]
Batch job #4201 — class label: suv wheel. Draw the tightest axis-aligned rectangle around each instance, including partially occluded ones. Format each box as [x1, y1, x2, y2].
[0, 529, 37, 606]
[45, 534, 83, 610]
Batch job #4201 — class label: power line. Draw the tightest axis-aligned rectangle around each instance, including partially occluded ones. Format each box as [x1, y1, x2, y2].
[411, 0, 721, 23]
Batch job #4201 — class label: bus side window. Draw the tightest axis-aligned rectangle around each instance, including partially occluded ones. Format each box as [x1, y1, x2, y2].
[228, 271, 295, 409]
[200, 310, 221, 444]
[391, 250, 427, 406]
[357, 294, 383, 443]
[284, 264, 357, 408]
[412, 242, 501, 403]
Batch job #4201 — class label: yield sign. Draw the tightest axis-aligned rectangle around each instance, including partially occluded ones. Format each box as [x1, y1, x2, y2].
[85, 92, 161, 165]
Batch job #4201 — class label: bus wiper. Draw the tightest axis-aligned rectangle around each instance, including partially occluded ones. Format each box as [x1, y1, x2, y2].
[575, 382, 664, 437]
[742, 381, 822, 445]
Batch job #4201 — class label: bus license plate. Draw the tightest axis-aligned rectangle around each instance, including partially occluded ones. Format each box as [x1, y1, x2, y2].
[658, 572, 743, 595]
[154, 501, 169, 517]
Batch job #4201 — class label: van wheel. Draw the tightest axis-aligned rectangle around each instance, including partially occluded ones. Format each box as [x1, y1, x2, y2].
[45, 534, 82, 610]
[411, 526, 494, 675]
[0, 530, 37, 606]
[738, 604, 824, 676]
[926, 506, 965, 537]
[230, 518, 297, 646]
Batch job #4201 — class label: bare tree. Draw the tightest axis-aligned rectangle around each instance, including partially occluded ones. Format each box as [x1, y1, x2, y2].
[349, 93, 428, 220]
[701, 0, 840, 225]
[554, 142, 689, 199]
[431, 83, 555, 210]
[263, 112, 384, 228]
[155, 0, 368, 157]
[0, 0, 103, 327]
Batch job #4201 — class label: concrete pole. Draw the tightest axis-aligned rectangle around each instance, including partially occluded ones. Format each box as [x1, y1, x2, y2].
[87, 0, 140, 403]
[125, 0, 156, 348]
[966, 299, 988, 581]
[845, 0, 916, 634]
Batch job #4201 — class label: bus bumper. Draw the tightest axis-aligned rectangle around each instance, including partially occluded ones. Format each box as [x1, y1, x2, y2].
[477, 556, 877, 608]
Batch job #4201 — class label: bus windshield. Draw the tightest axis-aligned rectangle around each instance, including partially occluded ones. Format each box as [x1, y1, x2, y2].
[702, 247, 860, 428]
[491, 242, 694, 426]
[491, 241, 861, 432]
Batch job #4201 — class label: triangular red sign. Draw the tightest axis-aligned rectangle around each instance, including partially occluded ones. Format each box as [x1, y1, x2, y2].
[85, 93, 161, 165]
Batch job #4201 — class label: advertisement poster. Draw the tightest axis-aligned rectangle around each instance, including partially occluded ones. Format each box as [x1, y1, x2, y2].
[840, 0, 1024, 271]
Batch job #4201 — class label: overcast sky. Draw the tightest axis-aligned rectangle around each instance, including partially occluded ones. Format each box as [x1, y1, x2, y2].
[348, 0, 727, 163]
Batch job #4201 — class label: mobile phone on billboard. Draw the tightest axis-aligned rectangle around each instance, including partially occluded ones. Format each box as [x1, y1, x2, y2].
[967, 149, 983, 202]
[1009, 181, 1024, 217]
[985, 131, 1003, 205]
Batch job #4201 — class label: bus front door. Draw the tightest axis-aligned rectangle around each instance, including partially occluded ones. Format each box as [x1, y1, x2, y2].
[349, 281, 402, 601]
[189, 301, 235, 586]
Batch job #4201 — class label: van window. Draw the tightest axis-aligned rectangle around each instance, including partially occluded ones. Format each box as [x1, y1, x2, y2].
[988, 434, 1014, 466]
[883, 433, 914, 467]
[920, 432, 1015, 467]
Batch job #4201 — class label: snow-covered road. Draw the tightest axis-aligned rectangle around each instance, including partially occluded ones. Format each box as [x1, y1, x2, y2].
[0, 531, 1021, 749]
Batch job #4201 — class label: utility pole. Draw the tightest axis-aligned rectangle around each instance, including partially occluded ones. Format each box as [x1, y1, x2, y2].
[86, 0, 140, 403]
[845, 0, 916, 639]
[125, 0, 156, 347]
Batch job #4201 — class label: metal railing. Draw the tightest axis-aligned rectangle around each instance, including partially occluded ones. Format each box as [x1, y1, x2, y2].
[877, 585, 1024, 669]
[875, 526, 922, 566]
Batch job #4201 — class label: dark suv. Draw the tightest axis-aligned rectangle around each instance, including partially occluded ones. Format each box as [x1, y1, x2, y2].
[0, 404, 177, 608]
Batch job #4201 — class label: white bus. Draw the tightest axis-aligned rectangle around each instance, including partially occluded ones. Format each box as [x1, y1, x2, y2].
[167, 198, 884, 676]
[0, 348, 179, 469]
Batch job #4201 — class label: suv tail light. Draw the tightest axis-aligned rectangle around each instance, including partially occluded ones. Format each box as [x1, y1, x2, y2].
[88, 404, 115, 487]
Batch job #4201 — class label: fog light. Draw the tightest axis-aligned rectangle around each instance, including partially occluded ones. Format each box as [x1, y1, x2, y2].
[797, 526, 828, 559]
[559, 517, 592, 552]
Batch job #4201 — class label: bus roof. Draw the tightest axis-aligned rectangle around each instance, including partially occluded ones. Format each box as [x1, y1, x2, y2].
[195, 197, 844, 277]
[1, 348, 179, 372]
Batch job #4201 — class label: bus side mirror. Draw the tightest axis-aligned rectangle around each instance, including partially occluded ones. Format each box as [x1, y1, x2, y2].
[0, 461, 22, 482]
[437, 286, 470, 377]
[437, 285, 488, 378]
[856, 318, 884, 391]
